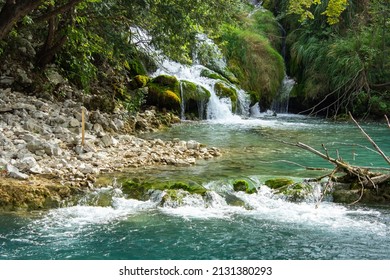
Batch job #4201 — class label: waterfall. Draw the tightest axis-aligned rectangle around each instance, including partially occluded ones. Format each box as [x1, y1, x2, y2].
[151, 35, 251, 121]
[271, 76, 295, 114]
[179, 81, 186, 120]
[131, 27, 252, 121]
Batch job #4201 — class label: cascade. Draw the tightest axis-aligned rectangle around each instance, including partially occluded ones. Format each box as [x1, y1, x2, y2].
[131, 28, 254, 121]
[271, 76, 295, 114]
[152, 35, 251, 121]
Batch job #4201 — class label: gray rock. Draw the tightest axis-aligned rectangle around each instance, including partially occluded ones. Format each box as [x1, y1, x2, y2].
[0, 158, 7, 167]
[114, 118, 124, 130]
[26, 139, 44, 153]
[16, 156, 42, 174]
[45, 68, 66, 85]
[93, 123, 104, 134]
[23, 120, 43, 133]
[0, 76, 15, 85]
[78, 152, 94, 161]
[6, 163, 29, 180]
[68, 118, 80, 128]
[44, 143, 62, 156]
[187, 140, 200, 150]
[101, 135, 114, 147]
[16, 68, 32, 84]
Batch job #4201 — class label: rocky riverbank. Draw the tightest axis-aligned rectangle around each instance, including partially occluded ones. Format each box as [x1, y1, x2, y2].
[0, 88, 221, 210]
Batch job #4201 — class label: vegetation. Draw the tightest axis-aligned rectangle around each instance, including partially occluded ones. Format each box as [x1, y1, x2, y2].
[264, 0, 389, 119]
[0, 1, 388, 118]
[0, 0, 241, 112]
[121, 179, 208, 201]
[220, 9, 285, 110]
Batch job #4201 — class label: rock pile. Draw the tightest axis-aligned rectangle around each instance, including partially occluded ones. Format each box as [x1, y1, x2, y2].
[0, 88, 221, 187]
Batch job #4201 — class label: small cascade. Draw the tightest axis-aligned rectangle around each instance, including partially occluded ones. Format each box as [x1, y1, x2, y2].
[132, 28, 252, 121]
[271, 76, 295, 114]
[179, 81, 186, 120]
[152, 50, 251, 121]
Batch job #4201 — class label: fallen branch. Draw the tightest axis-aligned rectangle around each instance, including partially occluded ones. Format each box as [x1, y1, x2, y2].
[349, 112, 390, 165]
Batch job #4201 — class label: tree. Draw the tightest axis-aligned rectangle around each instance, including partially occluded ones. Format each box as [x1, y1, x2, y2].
[288, 0, 349, 25]
[0, 0, 43, 40]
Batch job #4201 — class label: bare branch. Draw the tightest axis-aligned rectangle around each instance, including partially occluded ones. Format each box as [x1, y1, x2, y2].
[349, 112, 390, 165]
[385, 115, 390, 129]
[257, 160, 329, 171]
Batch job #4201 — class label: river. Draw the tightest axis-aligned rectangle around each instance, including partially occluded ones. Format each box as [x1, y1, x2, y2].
[1, 113, 389, 260]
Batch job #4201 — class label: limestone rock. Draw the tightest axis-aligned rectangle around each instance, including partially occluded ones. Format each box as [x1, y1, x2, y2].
[7, 164, 29, 180]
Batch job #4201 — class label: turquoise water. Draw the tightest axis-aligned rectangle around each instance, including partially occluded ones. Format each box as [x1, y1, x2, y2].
[1, 114, 389, 260]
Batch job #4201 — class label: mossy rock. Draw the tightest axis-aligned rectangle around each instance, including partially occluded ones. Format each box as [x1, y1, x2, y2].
[200, 69, 230, 83]
[233, 179, 257, 194]
[152, 75, 180, 89]
[332, 189, 361, 204]
[214, 82, 238, 112]
[181, 80, 211, 101]
[168, 182, 208, 196]
[121, 179, 154, 201]
[147, 85, 181, 111]
[265, 178, 294, 189]
[146, 75, 181, 111]
[0, 177, 82, 211]
[224, 193, 247, 207]
[281, 183, 312, 201]
[125, 59, 147, 76]
[120, 179, 207, 200]
[128, 75, 150, 90]
[161, 189, 186, 206]
[85, 94, 115, 113]
[180, 80, 211, 119]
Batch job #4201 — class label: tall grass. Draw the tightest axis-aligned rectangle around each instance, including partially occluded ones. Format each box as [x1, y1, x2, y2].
[220, 10, 285, 109]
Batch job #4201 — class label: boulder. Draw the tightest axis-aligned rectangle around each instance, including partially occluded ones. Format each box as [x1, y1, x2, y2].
[6, 164, 29, 180]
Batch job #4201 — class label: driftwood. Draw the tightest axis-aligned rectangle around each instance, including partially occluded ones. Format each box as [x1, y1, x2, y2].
[284, 113, 389, 204]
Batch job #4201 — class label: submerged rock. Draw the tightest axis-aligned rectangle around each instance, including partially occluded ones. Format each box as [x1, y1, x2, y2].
[233, 179, 257, 194]
[265, 178, 294, 189]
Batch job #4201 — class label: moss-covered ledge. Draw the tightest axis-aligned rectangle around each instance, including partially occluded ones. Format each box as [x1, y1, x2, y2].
[0, 177, 83, 211]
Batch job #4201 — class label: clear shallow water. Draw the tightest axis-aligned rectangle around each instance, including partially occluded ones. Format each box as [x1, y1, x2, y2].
[1, 114, 389, 260]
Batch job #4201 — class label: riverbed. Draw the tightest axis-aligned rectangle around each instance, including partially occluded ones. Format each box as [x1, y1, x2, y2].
[1, 114, 389, 259]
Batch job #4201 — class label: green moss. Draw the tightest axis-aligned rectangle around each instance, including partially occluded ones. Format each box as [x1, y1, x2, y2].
[233, 179, 257, 194]
[121, 179, 153, 200]
[152, 75, 180, 90]
[250, 10, 283, 50]
[128, 75, 150, 90]
[221, 21, 285, 110]
[181, 80, 211, 101]
[265, 178, 294, 189]
[200, 69, 229, 83]
[147, 75, 181, 111]
[281, 183, 312, 201]
[126, 59, 147, 76]
[214, 81, 238, 112]
[120, 179, 207, 200]
[168, 182, 208, 196]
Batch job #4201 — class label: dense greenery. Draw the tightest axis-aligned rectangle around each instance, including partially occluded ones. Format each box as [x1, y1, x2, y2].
[220, 9, 285, 110]
[0, 0, 388, 118]
[0, 0, 241, 111]
[264, 0, 390, 118]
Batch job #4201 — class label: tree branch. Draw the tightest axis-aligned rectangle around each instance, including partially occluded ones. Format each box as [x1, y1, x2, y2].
[35, 0, 83, 22]
[349, 112, 390, 165]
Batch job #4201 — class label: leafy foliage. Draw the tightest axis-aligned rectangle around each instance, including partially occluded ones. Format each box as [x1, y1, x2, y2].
[288, 0, 348, 25]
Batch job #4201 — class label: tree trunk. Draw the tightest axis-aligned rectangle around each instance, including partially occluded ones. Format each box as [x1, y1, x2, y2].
[0, 0, 43, 40]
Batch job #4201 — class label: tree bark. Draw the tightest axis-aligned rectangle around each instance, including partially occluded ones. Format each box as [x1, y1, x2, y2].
[0, 0, 43, 40]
